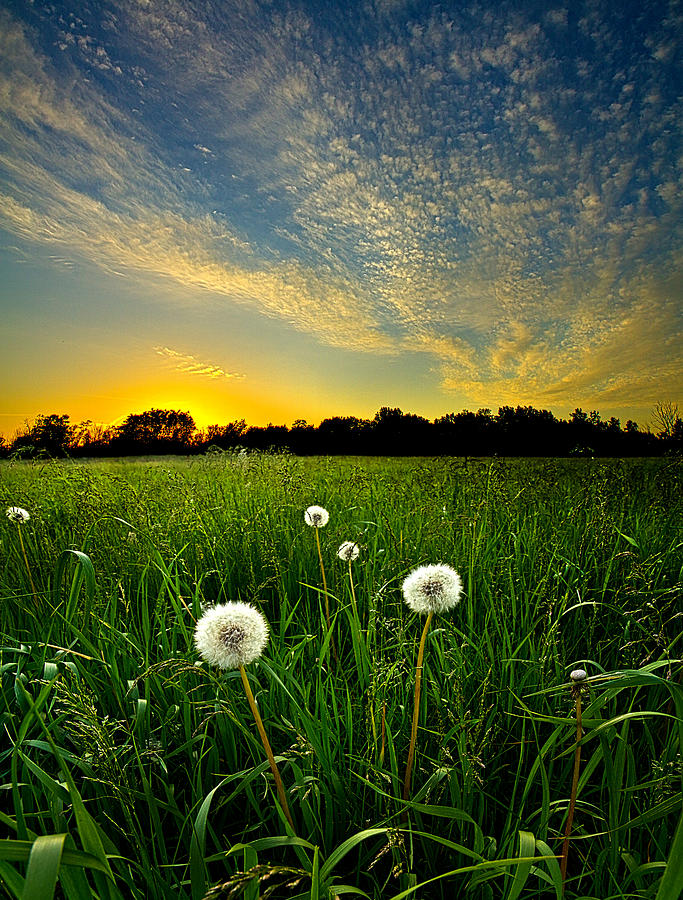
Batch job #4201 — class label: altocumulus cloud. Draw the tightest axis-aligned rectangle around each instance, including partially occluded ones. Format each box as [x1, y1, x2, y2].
[154, 346, 245, 380]
[0, 9, 392, 355]
[0, 0, 681, 413]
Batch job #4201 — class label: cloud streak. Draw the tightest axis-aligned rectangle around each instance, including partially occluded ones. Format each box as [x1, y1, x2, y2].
[153, 346, 245, 380]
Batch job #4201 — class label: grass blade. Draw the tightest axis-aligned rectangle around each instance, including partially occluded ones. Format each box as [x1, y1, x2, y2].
[655, 805, 683, 900]
[22, 833, 69, 900]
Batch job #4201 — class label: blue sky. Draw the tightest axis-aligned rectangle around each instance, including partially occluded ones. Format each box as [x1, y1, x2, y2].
[1, 0, 681, 434]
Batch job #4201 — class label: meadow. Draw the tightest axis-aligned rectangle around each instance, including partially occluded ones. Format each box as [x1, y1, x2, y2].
[0, 453, 681, 900]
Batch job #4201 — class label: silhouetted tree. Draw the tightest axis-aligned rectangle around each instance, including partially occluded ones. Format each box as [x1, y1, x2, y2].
[495, 406, 560, 454]
[434, 408, 495, 455]
[567, 408, 596, 455]
[10, 414, 74, 458]
[200, 419, 248, 450]
[4, 402, 675, 459]
[289, 420, 316, 454]
[317, 416, 371, 454]
[652, 402, 681, 438]
[244, 424, 290, 451]
[672, 417, 683, 449]
[114, 409, 196, 453]
[369, 407, 432, 454]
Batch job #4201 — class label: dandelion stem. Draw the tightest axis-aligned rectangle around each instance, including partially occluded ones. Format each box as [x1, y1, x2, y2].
[239, 664, 295, 831]
[314, 527, 337, 660]
[560, 684, 583, 894]
[315, 527, 330, 627]
[17, 527, 38, 604]
[348, 559, 359, 624]
[402, 610, 434, 807]
[348, 557, 366, 662]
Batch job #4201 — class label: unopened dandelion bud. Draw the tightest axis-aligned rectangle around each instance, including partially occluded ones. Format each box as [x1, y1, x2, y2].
[304, 505, 329, 527]
[194, 601, 269, 669]
[338, 541, 360, 562]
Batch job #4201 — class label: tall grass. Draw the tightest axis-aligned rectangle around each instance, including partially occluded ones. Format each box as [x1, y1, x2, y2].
[0, 454, 681, 899]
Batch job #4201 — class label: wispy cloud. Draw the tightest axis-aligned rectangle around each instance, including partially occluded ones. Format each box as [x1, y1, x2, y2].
[0, 10, 395, 354]
[154, 346, 245, 380]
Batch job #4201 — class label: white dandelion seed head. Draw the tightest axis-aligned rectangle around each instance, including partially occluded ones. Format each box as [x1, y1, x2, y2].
[338, 541, 360, 562]
[304, 505, 329, 527]
[6, 506, 30, 524]
[402, 563, 463, 615]
[194, 601, 269, 669]
[570, 669, 587, 683]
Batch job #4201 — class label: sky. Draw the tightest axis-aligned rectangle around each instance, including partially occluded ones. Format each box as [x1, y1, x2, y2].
[1, 0, 681, 437]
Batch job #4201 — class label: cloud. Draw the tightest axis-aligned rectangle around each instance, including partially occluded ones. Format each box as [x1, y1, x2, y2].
[0, 9, 401, 355]
[1, 1, 681, 413]
[154, 346, 245, 379]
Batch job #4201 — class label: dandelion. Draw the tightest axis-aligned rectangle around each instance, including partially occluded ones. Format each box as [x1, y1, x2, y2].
[338, 541, 361, 632]
[6, 506, 37, 603]
[304, 505, 329, 528]
[6, 506, 30, 523]
[305, 505, 335, 658]
[194, 602, 294, 829]
[402, 563, 463, 615]
[337, 541, 360, 562]
[195, 601, 269, 669]
[560, 666, 588, 894]
[401, 563, 462, 808]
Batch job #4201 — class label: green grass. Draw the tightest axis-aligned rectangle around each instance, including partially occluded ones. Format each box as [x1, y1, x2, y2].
[0, 453, 681, 899]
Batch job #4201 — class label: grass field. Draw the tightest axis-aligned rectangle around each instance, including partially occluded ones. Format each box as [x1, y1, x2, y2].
[1, 453, 681, 900]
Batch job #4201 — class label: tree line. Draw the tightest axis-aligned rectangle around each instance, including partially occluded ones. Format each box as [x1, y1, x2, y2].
[2, 402, 681, 459]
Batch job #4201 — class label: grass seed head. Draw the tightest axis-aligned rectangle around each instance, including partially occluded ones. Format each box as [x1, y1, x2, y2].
[338, 541, 360, 561]
[304, 505, 329, 527]
[194, 601, 269, 669]
[402, 563, 463, 614]
[6, 506, 30, 524]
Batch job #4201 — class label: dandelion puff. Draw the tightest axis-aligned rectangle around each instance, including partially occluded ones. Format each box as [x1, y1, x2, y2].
[401, 562, 462, 811]
[6, 506, 30, 524]
[304, 505, 329, 527]
[305, 504, 337, 660]
[193, 601, 294, 830]
[402, 563, 463, 615]
[338, 541, 360, 562]
[194, 601, 269, 670]
[339, 541, 361, 632]
[6, 506, 37, 602]
[561, 666, 588, 889]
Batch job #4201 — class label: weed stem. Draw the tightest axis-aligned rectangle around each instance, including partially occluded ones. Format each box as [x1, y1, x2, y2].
[315, 527, 337, 660]
[560, 683, 584, 893]
[348, 559, 359, 625]
[239, 664, 295, 831]
[402, 610, 434, 808]
[17, 528, 38, 604]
